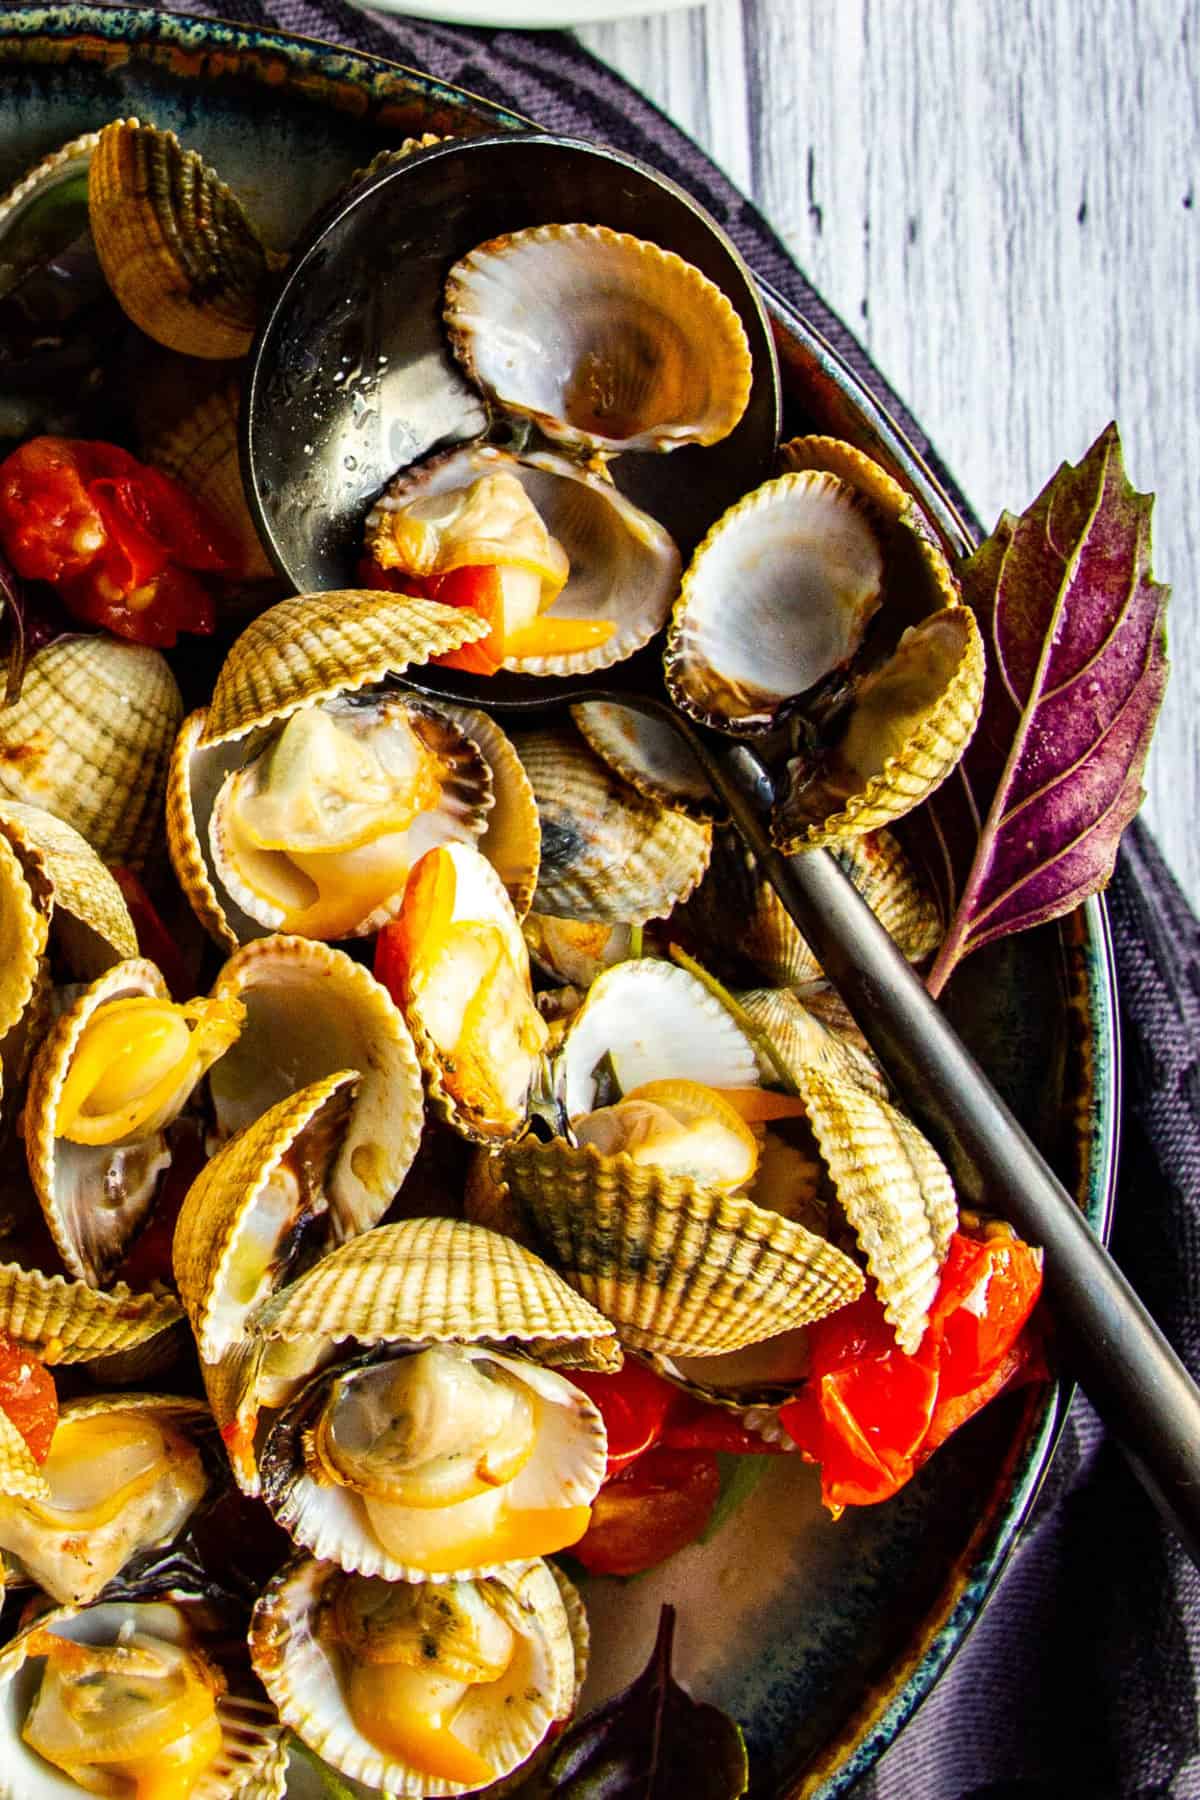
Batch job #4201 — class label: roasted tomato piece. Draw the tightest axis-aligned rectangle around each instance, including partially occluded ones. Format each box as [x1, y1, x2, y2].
[568, 1361, 676, 1477]
[0, 1331, 58, 1463]
[572, 1447, 721, 1576]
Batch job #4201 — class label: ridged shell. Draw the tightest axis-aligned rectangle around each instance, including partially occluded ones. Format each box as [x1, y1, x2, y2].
[145, 378, 275, 581]
[250, 1557, 576, 1797]
[557, 958, 761, 1121]
[0, 828, 48, 1046]
[0, 1263, 182, 1364]
[174, 1072, 359, 1366]
[798, 1065, 957, 1352]
[0, 1599, 287, 1800]
[664, 470, 887, 734]
[251, 1217, 620, 1372]
[647, 1333, 812, 1410]
[209, 936, 425, 1239]
[196, 1333, 277, 1499]
[0, 1393, 213, 1604]
[0, 1409, 49, 1504]
[445, 223, 752, 455]
[366, 443, 682, 680]
[571, 700, 718, 818]
[738, 986, 887, 1100]
[773, 606, 986, 849]
[0, 800, 138, 977]
[81, 1319, 191, 1389]
[834, 829, 942, 962]
[502, 1136, 863, 1356]
[24, 961, 178, 1285]
[166, 709, 261, 953]
[0, 637, 183, 870]
[208, 697, 493, 942]
[516, 726, 711, 925]
[201, 591, 490, 747]
[87, 118, 283, 359]
[426, 702, 541, 919]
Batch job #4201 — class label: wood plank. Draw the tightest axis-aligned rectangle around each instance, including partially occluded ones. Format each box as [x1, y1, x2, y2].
[579, 0, 1200, 907]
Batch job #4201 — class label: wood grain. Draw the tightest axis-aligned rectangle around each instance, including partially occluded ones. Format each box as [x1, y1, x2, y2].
[579, 0, 1200, 908]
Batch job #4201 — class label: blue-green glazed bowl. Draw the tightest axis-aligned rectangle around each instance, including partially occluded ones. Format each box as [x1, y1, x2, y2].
[0, 10, 1119, 1796]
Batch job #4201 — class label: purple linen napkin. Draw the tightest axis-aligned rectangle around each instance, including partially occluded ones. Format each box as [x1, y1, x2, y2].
[58, 2, 1200, 1789]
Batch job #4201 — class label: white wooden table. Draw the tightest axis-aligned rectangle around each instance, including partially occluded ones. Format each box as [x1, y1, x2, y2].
[578, 0, 1199, 910]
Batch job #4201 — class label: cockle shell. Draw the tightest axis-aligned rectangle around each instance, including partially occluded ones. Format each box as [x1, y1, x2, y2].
[773, 605, 986, 850]
[0, 1410, 48, 1506]
[833, 828, 942, 962]
[501, 1135, 863, 1356]
[444, 223, 753, 456]
[738, 986, 888, 1100]
[0, 1263, 182, 1365]
[571, 700, 718, 818]
[87, 117, 285, 359]
[0, 800, 137, 978]
[0, 637, 183, 871]
[250, 1217, 620, 1373]
[515, 726, 711, 925]
[200, 591, 490, 748]
[425, 701, 541, 920]
[0, 1599, 287, 1800]
[250, 1556, 577, 1800]
[166, 709, 262, 953]
[174, 1072, 360, 1366]
[676, 828, 824, 990]
[23, 959, 235, 1286]
[0, 828, 48, 1047]
[209, 936, 425, 1238]
[0, 1392, 213, 1605]
[365, 443, 683, 679]
[798, 1065, 957, 1352]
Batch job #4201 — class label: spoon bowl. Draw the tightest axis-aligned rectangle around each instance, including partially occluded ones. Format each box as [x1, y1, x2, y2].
[241, 130, 781, 714]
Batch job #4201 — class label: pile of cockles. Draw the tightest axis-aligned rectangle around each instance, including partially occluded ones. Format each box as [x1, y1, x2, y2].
[0, 116, 1042, 1799]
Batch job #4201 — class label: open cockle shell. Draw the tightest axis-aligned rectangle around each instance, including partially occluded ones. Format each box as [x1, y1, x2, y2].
[664, 470, 887, 734]
[832, 828, 942, 963]
[0, 1408, 49, 1506]
[365, 443, 682, 680]
[515, 726, 711, 926]
[738, 986, 888, 1101]
[200, 591, 491, 748]
[556, 957, 761, 1120]
[501, 1135, 863, 1357]
[0, 827, 48, 1048]
[0, 800, 137, 978]
[0, 637, 184, 870]
[167, 709, 264, 954]
[174, 1071, 359, 1366]
[208, 936, 425, 1239]
[0, 1264, 183, 1366]
[23, 959, 241, 1287]
[444, 223, 753, 456]
[250, 1217, 620, 1372]
[798, 1065, 957, 1352]
[250, 1556, 577, 1799]
[0, 1598, 287, 1800]
[87, 117, 285, 360]
[773, 605, 987, 850]
[207, 696, 493, 942]
[0, 1392, 213, 1605]
[571, 700, 718, 818]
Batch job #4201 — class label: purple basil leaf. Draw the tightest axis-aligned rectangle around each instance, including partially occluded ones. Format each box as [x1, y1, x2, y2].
[522, 1605, 748, 1799]
[910, 423, 1168, 998]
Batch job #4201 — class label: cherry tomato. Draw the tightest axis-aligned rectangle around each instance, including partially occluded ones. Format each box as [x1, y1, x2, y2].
[427, 565, 505, 675]
[0, 1332, 58, 1463]
[780, 1228, 1045, 1513]
[0, 436, 238, 646]
[572, 1448, 721, 1576]
[569, 1361, 676, 1477]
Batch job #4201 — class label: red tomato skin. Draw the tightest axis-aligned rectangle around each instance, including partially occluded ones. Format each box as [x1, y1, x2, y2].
[372, 919, 408, 1008]
[568, 1361, 675, 1477]
[0, 1333, 58, 1464]
[571, 1448, 721, 1576]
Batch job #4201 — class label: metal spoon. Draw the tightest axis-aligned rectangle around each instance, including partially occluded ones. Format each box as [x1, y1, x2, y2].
[241, 131, 1200, 1564]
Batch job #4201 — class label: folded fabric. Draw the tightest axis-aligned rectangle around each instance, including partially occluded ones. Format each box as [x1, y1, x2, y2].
[133, 4, 1200, 1790]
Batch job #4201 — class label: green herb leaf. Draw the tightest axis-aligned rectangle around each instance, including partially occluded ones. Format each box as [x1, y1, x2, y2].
[523, 1605, 748, 1798]
[701, 1452, 775, 1543]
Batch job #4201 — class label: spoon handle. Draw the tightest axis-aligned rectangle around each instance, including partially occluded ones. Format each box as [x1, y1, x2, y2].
[667, 720, 1200, 1567]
